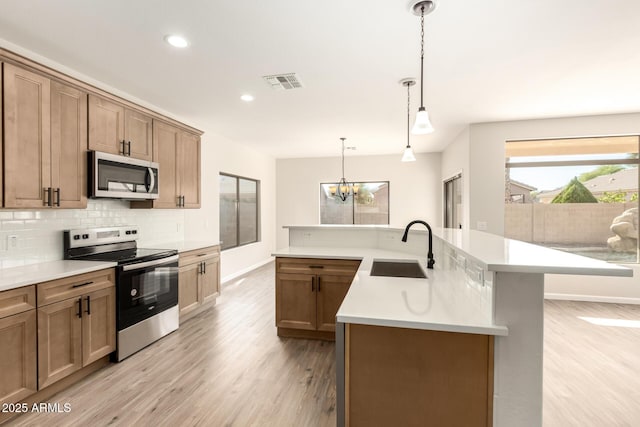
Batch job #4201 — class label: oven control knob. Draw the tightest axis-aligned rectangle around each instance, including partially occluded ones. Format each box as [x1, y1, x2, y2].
[132, 230, 138, 234]
[73, 235, 80, 240]
[130, 289, 137, 297]
[82, 234, 89, 239]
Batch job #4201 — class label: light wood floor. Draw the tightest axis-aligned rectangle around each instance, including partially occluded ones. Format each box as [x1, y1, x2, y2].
[7, 263, 640, 426]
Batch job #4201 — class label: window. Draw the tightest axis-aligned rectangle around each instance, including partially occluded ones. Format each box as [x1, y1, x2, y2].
[320, 181, 389, 225]
[219, 173, 259, 250]
[444, 173, 462, 229]
[504, 136, 639, 263]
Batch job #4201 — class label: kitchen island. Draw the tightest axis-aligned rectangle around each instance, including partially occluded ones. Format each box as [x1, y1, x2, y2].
[274, 225, 632, 427]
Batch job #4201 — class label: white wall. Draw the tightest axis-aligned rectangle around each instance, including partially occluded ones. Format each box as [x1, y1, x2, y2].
[189, 133, 276, 282]
[449, 112, 640, 303]
[276, 153, 442, 249]
[441, 127, 470, 229]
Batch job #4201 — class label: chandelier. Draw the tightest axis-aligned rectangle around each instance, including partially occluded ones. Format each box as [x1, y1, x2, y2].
[329, 138, 359, 201]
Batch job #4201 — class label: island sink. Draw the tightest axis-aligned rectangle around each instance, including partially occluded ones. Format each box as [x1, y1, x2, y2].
[370, 260, 427, 279]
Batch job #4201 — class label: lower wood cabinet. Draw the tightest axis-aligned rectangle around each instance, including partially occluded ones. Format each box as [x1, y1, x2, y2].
[0, 285, 36, 407]
[178, 246, 220, 321]
[37, 269, 116, 389]
[275, 257, 360, 340]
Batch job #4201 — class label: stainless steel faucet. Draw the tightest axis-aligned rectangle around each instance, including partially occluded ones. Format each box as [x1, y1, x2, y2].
[401, 220, 435, 269]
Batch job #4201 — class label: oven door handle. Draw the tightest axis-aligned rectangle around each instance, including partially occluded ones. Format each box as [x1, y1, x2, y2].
[122, 254, 179, 271]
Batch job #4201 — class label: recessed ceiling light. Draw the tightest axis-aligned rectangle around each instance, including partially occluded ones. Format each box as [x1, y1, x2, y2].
[240, 94, 255, 102]
[165, 35, 189, 48]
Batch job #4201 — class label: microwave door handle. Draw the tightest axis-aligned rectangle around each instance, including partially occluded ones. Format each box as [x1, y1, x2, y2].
[147, 167, 155, 194]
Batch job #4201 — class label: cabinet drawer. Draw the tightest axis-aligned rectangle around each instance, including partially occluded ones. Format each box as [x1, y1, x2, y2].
[37, 268, 115, 307]
[179, 246, 220, 267]
[276, 257, 361, 276]
[0, 286, 36, 319]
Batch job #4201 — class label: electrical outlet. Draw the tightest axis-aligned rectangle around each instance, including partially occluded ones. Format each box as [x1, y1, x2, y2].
[176, 223, 182, 232]
[7, 235, 18, 250]
[477, 221, 488, 231]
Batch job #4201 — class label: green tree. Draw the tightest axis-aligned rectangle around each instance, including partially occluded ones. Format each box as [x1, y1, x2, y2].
[551, 177, 598, 203]
[598, 191, 627, 203]
[578, 165, 625, 182]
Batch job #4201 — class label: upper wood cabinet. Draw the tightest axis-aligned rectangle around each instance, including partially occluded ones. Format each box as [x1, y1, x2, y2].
[3, 64, 87, 209]
[50, 81, 87, 208]
[3, 63, 51, 208]
[131, 120, 201, 209]
[88, 95, 153, 161]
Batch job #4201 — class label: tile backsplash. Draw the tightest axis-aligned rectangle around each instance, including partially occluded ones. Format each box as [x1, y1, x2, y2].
[0, 200, 185, 268]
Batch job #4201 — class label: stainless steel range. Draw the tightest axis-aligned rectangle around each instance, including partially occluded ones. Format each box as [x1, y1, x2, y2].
[64, 226, 179, 361]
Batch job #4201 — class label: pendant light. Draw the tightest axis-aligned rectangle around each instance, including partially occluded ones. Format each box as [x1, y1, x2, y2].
[410, 1, 436, 135]
[400, 78, 417, 162]
[329, 138, 359, 202]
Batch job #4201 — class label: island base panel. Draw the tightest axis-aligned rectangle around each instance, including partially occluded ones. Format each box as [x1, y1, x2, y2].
[345, 323, 493, 427]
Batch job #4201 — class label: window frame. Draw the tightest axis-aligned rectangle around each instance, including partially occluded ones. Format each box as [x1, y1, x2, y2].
[504, 136, 640, 264]
[219, 172, 260, 251]
[319, 181, 390, 225]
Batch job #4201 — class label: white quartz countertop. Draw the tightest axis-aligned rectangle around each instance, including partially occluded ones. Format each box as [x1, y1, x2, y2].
[283, 225, 633, 277]
[0, 260, 117, 292]
[273, 247, 508, 336]
[153, 240, 221, 253]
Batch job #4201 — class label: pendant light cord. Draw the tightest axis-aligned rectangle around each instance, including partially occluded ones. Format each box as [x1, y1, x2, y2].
[419, 4, 425, 108]
[406, 83, 411, 147]
[341, 138, 346, 179]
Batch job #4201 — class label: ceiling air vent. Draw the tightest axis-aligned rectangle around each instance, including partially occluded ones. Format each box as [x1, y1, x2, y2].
[262, 73, 303, 90]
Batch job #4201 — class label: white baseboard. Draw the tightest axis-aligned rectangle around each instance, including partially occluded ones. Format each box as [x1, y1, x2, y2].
[545, 293, 640, 305]
[221, 257, 274, 284]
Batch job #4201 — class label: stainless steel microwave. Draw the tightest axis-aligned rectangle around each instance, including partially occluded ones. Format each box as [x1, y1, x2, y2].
[88, 151, 159, 200]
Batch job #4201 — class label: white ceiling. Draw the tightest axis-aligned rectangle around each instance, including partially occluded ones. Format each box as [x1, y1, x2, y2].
[1, 0, 640, 158]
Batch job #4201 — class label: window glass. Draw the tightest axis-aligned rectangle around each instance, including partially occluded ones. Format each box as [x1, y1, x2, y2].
[504, 136, 639, 263]
[220, 174, 260, 250]
[320, 182, 389, 225]
[239, 178, 258, 245]
[219, 175, 238, 250]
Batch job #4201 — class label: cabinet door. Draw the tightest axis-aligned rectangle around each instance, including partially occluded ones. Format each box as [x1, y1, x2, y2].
[152, 121, 181, 208]
[179, 263, 201, 318]
[37, 297, 82, 389]
[3, 63, 51, 208]
[201, 256, 220, 303]
[81, 287, 116, 366]
[316, 274, 352, 332]
[276, 273, 316, 331]
[180, 131, 201, 208]
[88, 95, 125, 155]
[50, 81, 87, 209]
[0, 310, 36, 406]
[125, 109, 153, 161]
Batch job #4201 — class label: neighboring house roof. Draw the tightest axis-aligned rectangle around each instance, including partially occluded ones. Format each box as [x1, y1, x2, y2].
[582, 167, 638, 193]
[510, 180, 537, 192]
[538, 167, 638, 199]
